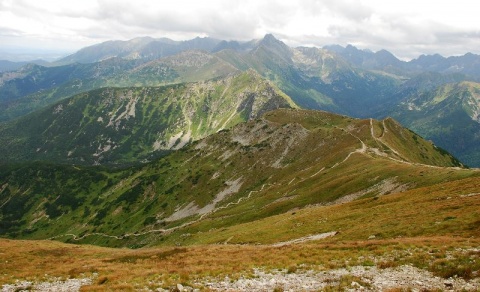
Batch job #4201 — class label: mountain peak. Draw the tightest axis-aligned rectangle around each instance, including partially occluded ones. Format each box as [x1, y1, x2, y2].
[255, 34, 292, 59]
[262, 33, 278, 42]
[257, 34, 284, 47]
[374, 49, 400, 63]
[130, 36, 155, 43]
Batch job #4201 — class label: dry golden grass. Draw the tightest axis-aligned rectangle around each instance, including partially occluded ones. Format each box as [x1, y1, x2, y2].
[1, 177, 479, 290]
[1, 236, 479, 290]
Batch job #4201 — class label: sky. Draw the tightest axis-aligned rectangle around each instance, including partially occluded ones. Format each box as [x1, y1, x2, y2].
[1, 0, 479, 61]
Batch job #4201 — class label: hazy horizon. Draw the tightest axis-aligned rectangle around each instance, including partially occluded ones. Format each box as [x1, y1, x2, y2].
[1, 0, 479, 62]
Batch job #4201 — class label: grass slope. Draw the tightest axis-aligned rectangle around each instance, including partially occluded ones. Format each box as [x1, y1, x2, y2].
[0, 174, 478, 289]
[0, 109, 475, 248]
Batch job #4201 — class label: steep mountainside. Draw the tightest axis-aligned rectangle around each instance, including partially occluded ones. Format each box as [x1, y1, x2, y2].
[387, 81, 480, 166]
[0, 71, 293, 165]
[216, 35, 402, 117]
[1, 109, 473, 248]
[0, 59, 146, 121]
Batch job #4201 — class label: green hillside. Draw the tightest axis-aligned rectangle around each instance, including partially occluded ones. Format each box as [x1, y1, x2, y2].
[0, 109, 474, 248]
[0, 52, 238, 122]
[389, 81, 480, 166]
[0, 71, 294, 165]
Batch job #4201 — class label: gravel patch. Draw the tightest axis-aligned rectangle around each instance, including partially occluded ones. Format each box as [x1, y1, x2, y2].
[2, 277, 92, 292]
[200, 265, 480, 291]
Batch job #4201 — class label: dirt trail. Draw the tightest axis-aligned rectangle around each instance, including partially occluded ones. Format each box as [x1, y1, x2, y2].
[282, 125, 370, 194]
[370, 118, 466, 169]
[272, 231, 338, 247]
[369, 118, 405, 160]
[48, 182, 272, 242]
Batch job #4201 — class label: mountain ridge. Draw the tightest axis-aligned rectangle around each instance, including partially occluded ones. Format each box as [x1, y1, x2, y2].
[0, 108, 472, 247]
[56, 36, 223, 64]
[0, 71, 295, 165]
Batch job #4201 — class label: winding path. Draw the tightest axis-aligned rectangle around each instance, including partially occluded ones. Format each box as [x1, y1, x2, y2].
[47, 118, 467, 242]
[48, 183, 272, 241]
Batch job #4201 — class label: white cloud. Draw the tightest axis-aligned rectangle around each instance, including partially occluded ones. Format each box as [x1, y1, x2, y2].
[0, 0, 479, 60]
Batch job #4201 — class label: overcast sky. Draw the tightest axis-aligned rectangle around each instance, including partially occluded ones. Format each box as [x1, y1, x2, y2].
[1, 0, 479, 61]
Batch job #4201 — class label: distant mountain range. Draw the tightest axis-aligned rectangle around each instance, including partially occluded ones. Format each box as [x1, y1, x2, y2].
[0, 59, 50, 73]
[4, 34, 480, 76]
[1, 34, 480, 166]
[326, 44, 480, 77]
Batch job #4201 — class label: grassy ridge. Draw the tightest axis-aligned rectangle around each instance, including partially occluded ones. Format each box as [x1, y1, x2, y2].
[1, 109, 476, 248]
